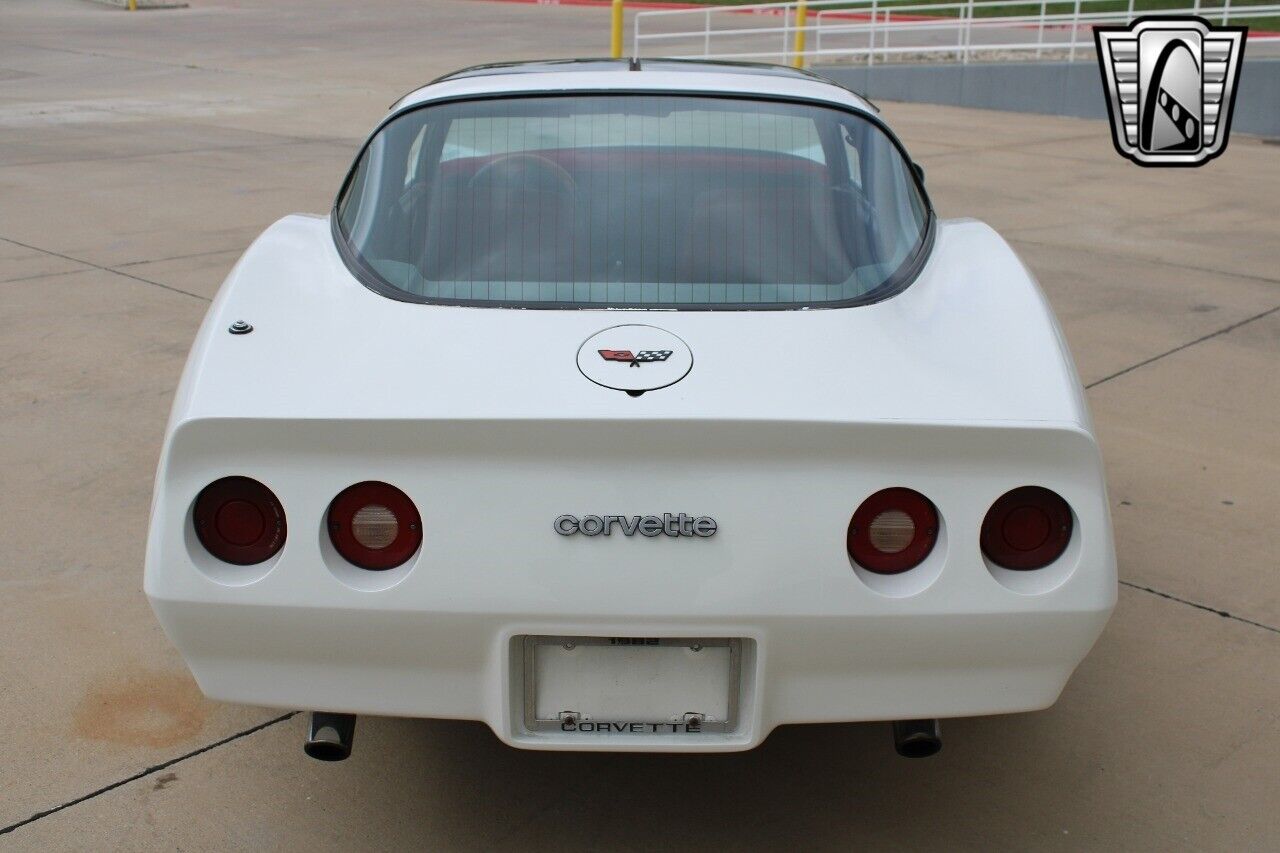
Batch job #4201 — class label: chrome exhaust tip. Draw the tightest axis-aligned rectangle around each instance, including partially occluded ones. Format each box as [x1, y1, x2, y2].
[892, 719, 941, 758]
[304, 712, 356, 761]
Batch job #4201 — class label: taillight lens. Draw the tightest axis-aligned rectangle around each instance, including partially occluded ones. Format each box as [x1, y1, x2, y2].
[847, 488, 939, 574]
[193, 477, 286, 565]
[981, 486, 1072, 570]
[327, 481, 421, 570]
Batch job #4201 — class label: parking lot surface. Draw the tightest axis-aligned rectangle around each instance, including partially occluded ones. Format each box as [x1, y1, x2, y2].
[1, 0, 1277, 849]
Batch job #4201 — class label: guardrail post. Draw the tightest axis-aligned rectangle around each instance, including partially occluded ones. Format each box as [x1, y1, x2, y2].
[867, 0, 878, 66]
[1036, 0, 1046, 56]
[1068, 0, 1081, 62]
[1221, 0, 1231, 24]
[704, 7, 711, 56]
[1126, 0, 1134, 21]
[962, 0, 974, 64]
[884, 8, 891, 55]
[611, 0, 624, 59]
[792, 0, 808, 68]
[1192, 0, 1201, 14]
[781, 5, 791, 64]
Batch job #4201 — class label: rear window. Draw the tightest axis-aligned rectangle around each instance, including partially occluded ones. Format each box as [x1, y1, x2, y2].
[335, 94, 930, 309]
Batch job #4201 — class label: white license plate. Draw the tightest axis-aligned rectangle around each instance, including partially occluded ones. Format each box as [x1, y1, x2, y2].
[522, 636, 741, 734]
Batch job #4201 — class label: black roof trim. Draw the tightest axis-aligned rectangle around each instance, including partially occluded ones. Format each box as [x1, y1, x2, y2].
[427, 57, 832, 85]
[388, 59, 877, 112]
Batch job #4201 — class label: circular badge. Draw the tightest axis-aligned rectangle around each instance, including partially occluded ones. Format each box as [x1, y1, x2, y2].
[576, 325, 693, 393]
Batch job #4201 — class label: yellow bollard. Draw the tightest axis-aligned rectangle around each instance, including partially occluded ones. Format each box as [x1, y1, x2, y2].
[128, 0, 137, 9]
[791, 0, 808, 68]
[611, 0, 624, 59]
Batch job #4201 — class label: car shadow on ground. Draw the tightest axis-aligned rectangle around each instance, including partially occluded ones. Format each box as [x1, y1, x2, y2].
[330, 710, 1080, 849]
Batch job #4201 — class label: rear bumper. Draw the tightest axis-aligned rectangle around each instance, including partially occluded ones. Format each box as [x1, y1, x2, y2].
[146, 417, 1117, 751]
[150, 597, 1112, 752]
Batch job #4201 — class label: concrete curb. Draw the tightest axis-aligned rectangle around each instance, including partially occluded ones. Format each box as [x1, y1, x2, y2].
[816, 57, 1280, 139]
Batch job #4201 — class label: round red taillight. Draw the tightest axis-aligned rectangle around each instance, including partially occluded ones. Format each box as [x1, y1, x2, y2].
[847, 488, 939, 574]
[981, 486, 1072, 570]
[193, 477, 286, 565]
[327, 481, 422, 570]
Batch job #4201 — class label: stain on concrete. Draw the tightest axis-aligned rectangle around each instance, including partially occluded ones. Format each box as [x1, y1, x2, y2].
[73, 671, 208, 748]
[152, 772, 179, 791]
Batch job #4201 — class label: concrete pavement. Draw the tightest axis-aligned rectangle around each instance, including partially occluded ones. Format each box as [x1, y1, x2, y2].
[1, 0, 1277, 849]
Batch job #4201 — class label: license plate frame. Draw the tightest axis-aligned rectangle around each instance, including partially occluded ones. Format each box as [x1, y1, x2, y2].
[521, 636, 742, 735]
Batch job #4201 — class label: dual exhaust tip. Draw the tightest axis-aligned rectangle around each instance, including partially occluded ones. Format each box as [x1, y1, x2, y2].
[304, 712, 356, 762]
[302, 712, 940, 761]
[893, 719, 942, 758]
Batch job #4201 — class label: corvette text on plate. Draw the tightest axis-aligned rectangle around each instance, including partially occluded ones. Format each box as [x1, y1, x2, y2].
[561, 719, 707, 733]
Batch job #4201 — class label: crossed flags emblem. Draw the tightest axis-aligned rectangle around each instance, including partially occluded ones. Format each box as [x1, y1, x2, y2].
[598, 349, 674, 368]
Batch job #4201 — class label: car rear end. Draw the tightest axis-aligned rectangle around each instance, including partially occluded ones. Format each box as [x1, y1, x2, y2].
[145, 67, 1116, 753]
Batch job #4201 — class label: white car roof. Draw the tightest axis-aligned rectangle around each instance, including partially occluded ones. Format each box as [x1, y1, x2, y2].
[390, 59, 878, 118]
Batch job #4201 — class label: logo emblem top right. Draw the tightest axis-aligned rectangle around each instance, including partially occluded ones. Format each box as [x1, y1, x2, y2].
[1095, 16, 1247, 167]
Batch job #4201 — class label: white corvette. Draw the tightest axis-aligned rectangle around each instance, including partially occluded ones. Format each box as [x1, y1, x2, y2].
[145, 59, 1116, 758]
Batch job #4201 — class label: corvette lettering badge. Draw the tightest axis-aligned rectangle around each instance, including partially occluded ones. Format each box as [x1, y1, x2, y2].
[598, 349, 674, 367]
[554, 514, 718, 538]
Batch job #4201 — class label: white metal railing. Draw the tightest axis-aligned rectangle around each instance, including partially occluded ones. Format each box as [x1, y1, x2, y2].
[632, 0, 1280, 66]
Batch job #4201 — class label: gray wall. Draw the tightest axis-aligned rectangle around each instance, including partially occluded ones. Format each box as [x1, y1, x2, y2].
[817, 58, 1280, 138]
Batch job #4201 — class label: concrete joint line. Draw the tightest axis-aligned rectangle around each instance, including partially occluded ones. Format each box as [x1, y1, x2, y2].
[0, 236, 211, 302]
[1010, 236, 1280, 287]
[0, 138, 318, 172]
[0, 712, 297, 837]
[1120, 581, 1280, 636]
[1086, 304, 1280, 389]
[114, 247, 244, 268]
[1, 267, 97, 285]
